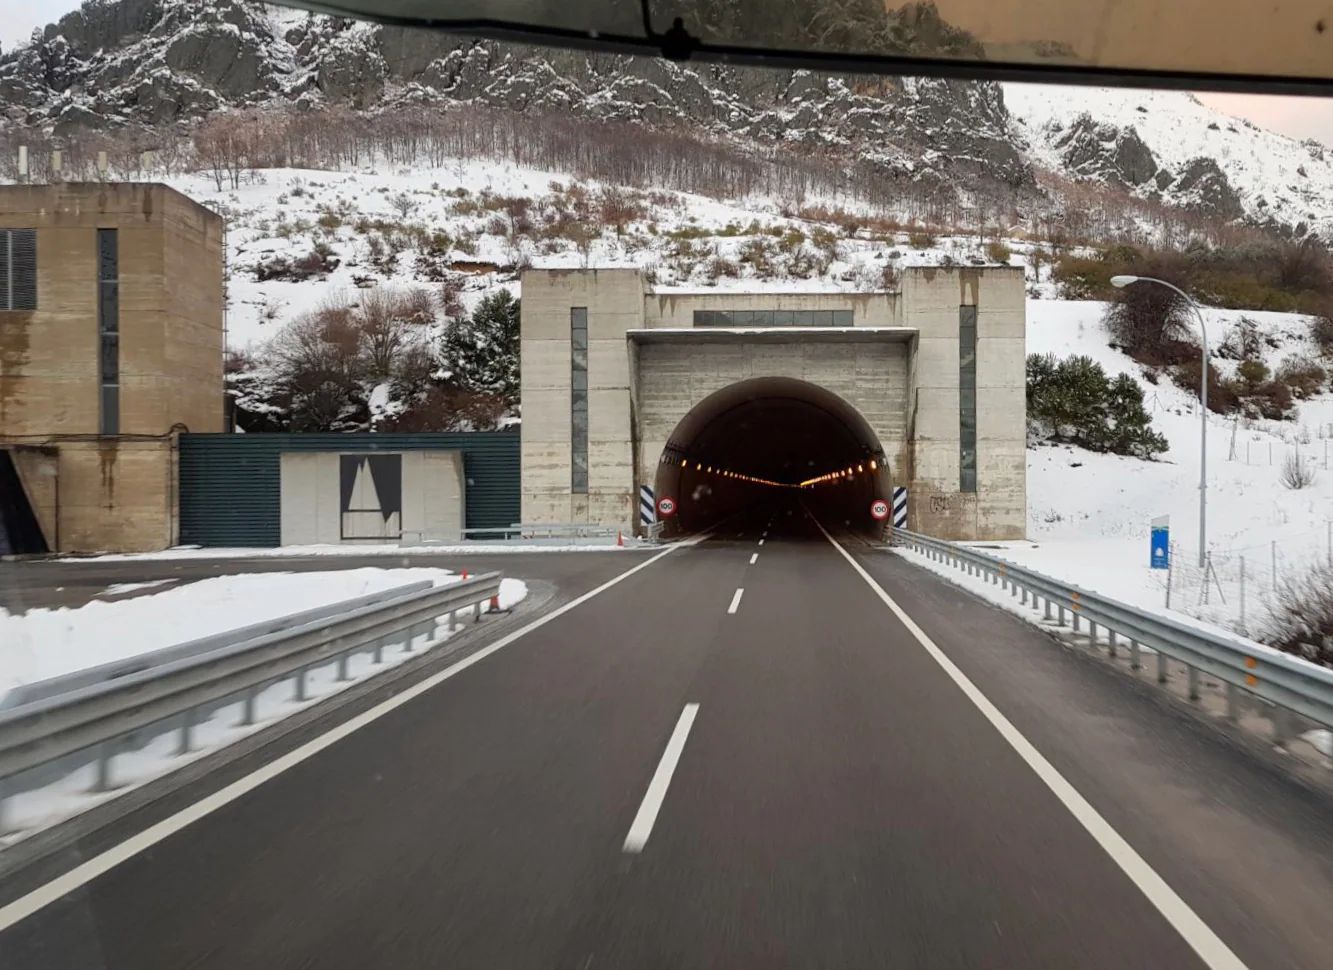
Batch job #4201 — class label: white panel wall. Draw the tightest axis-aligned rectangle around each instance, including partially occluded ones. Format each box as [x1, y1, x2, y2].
[280, 451, 466, 545]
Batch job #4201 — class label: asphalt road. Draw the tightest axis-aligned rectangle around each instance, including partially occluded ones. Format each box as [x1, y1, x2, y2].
[3, 504, 1333, 969]
[0, 549, 655, 612]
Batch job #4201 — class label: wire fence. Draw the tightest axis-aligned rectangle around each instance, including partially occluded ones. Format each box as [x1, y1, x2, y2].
[1158, 529, 1333, 638]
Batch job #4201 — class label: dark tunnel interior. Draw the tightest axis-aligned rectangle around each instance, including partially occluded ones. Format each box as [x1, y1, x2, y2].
[654, 377, 889, 537]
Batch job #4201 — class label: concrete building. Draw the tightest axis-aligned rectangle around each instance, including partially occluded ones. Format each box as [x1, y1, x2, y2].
[520, 266, 1027, 540]
[0, 182, 225, 554]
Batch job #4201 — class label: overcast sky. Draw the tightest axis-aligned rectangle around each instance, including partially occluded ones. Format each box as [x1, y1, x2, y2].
[7, 0, 1333, 149]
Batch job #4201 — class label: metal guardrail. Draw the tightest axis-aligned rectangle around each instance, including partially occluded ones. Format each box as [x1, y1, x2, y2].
[0, 572, 504, 834]
[0, 581, 436, 712]
[891, 529, 1333, 733]
[401, 523, 623, 545]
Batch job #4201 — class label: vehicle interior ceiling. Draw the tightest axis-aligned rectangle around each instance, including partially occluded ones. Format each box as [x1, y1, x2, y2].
[272, 0, 1333, 97]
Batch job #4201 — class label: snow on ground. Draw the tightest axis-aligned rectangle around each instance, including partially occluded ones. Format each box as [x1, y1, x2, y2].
[0, 567, 527, 697]
[1007, 298, 1333, 641]
[0, 567, 528, 842]
[62, 539, 652, 561]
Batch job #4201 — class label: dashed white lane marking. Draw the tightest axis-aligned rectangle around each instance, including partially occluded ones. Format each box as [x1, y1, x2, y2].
[817, 523, 1251, 970]
[727, 588, 745, 614]
[758, 539, 765, 547]
[749, 553, 758, 565]
[623, 704, 699, 853]
[0, 546, 685, 932]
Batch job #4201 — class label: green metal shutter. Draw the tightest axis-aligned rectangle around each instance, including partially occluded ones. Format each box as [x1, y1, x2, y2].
[179, 432, 520, 547]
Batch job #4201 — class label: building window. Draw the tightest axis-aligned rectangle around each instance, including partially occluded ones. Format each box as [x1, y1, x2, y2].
[571, 307, 589, 493]
[692, 309, 853, 327]
[0, 229, 37, 311]
[98, 229, 120, 436]
[959, 304, 977, 493]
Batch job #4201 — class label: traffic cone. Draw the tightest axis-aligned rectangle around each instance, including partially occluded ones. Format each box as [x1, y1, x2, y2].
[617, 531, 624, 547]
[462, 569, 469, 580]
[487, 594, 503, 614]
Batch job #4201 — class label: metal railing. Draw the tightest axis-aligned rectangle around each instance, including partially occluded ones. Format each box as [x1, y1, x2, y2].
[0, 572, 504, 835]
[401, 523, 623, 545]
[891, 529, 1333, 734]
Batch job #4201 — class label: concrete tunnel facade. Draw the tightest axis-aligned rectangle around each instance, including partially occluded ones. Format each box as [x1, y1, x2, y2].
[518, 267, 1028, 541]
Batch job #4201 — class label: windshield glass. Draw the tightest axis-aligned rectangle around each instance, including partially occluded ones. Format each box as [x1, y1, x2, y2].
[4, 3, 1333, 970]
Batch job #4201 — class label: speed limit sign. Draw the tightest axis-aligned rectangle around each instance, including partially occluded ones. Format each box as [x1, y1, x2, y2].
[658, 496, 677, 517]
[870, 499, 890, 521]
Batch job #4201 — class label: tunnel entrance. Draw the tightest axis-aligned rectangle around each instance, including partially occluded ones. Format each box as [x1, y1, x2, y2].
[653, 377, 889, 537]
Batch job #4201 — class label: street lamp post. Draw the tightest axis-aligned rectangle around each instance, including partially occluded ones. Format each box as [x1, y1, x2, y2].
[1110, 275, 1209, 568]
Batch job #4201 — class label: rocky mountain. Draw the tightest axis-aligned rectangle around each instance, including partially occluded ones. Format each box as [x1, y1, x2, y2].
[1, 0, 1330, 240]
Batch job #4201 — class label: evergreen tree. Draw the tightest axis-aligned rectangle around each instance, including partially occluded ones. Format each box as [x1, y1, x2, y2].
[441, 290, 521, 411]
[1026, 353, 1167, 459]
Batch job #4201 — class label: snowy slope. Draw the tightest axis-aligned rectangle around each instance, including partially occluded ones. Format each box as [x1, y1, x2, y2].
[1010, 298, 1333, 640]
[1006, 83, 1333, 236]
[167, 160, 1014, 350]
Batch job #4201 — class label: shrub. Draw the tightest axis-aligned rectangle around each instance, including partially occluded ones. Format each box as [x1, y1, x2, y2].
[1276, 355, 1327, 398]
[1267, 563, 1333, 666]
[704, 255, 740, 282]
[1104, 277, 1194, 366]
[1236, 358, 1269, 389]
[810, 226, 839, 256]
[907, 230, 935, 250]
[1026, 353, 1168, 458]
[1280, 450, 1318, 489]
[1313, 311, 1333, 356]
[1171, 357, 1239, 414]
[1217, 316, 1263, 360]
[985, 240, 1012, 264]
[1248, 379, 1296, 419]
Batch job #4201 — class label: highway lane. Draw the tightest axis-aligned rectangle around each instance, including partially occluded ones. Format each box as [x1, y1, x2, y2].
[2, 507, 1332, 968]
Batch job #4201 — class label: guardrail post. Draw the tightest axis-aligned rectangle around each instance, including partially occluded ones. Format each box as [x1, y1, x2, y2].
[241, 685, 259, 726]
[178, 708, 195, 755]
[1130, 639, 1141, 670]
[403, 624, 417, 653]
[1156, 650, 1168, 683]
[94, 739, 117, 792]
[1072, 612, 1080, 633]
[1019, 586, 1027, 604]
[372, 636, 385, 664]
[1088, 620, 1097, 646]
[0, 782, 10, 837]
[1226, 683, 1240, 722]
[295, 665, 308, 702]
[474, 601, 483, 622]
[336, 650, 351, 682]
[1057, 605, 1066, 626]
[1106, 629, 1116, 658]
[1272, 707, 1292, 747]
[1188, 666, 1200, 701]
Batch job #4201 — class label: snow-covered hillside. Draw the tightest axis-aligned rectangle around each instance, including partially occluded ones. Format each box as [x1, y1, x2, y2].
[1006, 83, 1333, 237]
[169, 161, 1020, 351]
[1008, 300, 1333, 641]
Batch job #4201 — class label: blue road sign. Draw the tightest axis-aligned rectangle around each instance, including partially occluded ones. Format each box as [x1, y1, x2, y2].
[1150, 515, 1170, 570]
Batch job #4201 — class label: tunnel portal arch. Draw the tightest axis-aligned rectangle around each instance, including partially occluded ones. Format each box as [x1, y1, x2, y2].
[651, 377, 891, 536]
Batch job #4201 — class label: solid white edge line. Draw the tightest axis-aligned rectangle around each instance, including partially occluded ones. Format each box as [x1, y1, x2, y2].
[749, 553, 758, 565]
[0, 544, 685, 933]
[727, 588, 744, 614]
[816, 522, 1250, 970]
[622, 703, 699, 853]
